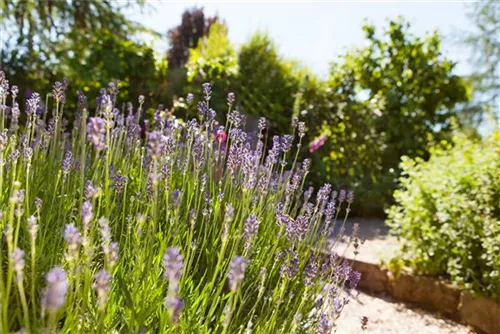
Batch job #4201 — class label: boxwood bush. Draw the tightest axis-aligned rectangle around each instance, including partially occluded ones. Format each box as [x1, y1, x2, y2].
[387, 132, 500, 301]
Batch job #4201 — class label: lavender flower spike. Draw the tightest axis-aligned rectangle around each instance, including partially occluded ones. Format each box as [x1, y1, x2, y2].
[163, 247, 184, 282]
[229, 256, 246, 292]
[11, 248, 25, 282]
[41, 266, 68, 314]
[87, 117, 106, 151]
[244, 214, 260, 250]
[93, 269, 112, 311]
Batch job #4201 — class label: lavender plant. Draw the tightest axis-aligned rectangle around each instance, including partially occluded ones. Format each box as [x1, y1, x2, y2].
[0, 72, 359, 333]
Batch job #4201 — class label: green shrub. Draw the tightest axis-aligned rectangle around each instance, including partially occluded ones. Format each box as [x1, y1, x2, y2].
[387, 132, 500, 300]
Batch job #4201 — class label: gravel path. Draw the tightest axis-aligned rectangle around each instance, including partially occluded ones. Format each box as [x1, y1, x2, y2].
[332, 218, 476, 333]
[336, 291, 476, 333]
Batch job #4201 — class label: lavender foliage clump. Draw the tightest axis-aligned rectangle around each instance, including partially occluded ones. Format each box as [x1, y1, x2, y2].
[0, 77, 357, 332]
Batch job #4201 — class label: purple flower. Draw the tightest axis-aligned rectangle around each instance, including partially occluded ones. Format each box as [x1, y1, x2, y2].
[108, 242, 119, 268]
[52, 81, 67, 104]
[163, 247, 184, 282]
[244, 214, 260, 249]
[347, 190, 354, 204]
[265, 136, 281, 167]
[82, 201, 93, 231]
[228, 256, 246, 292]
[11, 248, 25, 281]
[26, 92, 41, 117]
[324, 201, 336, 224]
[317, 313, 332, 334]
[317, 184, 332, 203]
[298, 122, 306, 137]
[148, 131, 166, 159]
[170, 189, 182, 208]
[0, 131, 8, 152]
[87, 117, 106, 151]
[41, 266, 68, 314]
[304, 261, 318, 286]
[258, 117, 267, 132]
[85, 180, 98, 200]
[338, 189, 347, 203]
[62, 151, 73, 175]
[64, 224, 82, 250]
[347, 270, 361, 289]
[281, 135, 293, 152]
[186, 93, 194, 105]
[202, 82, 212, 101]
[27, 215, 38, 240]
[165, 295, 183, 324]
[93, 269, 112, 310]
[227, 92, 235, 106]
[280, 250, 299, 279]
[228, 110, 242, 128]
[197, 101, 209, 118]
[286, 215, 309, 242]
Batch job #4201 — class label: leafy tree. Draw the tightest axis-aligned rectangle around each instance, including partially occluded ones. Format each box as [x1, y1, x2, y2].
[237, 33, 302, 134]
[307, 19, 470, 216]
[167, 7, 217, 69]
[185, 20, 238, 115]
[0, 0, 162, 113]
[164, 7, 217, 103]
[462, 0, 500, 125]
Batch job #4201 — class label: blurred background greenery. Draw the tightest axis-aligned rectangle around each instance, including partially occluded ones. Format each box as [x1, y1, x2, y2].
[1, 0, 499, 217]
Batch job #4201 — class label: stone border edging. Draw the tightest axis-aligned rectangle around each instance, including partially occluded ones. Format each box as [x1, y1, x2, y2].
[350, 259, 500, 334]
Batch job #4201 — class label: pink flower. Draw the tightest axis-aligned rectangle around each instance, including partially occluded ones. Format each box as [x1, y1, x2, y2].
[215, 130, 227, 144]
[309, 134, 328, 153]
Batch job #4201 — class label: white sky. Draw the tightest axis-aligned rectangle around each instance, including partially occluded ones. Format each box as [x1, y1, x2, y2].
[131, 1, 475, 78]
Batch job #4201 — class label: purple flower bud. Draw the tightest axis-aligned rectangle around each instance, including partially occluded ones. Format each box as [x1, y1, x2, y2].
[85, 180, 98, 200]
[62, 151, 73, 175]
[202, 82, 212, 101]
[347, 190, 354, 204]
[298, 122, 306, 137]
[186, 93, 194, 105]
[41, 266, 68, 314]
[244, 214, 260, 250]
[148, 131, 165, 159]
[27, 215, 38, 240]
[197, 101, 209, 118]
[108, 242, 119, 268]
[347, 270, 361, 289]
[228, 256, 246, 292]
[258, 117, 267, 131]
[93, 269, 112, 310]
[64, 224, 82, 250]
[317, 184, 332, 203]
[82, 201, 93, 231]
[281, 135, 293, 152]
[286, 215, 309, 242]
[0, 131, 8, 152]
[163, 247, 184, 282]
[165, 295, 183, 324]
[52, 81, 67, 104]
[87, 117, 106, 150]
[27, 93, 41, 117]
[227, 92, 235, 106]
[317, 313, 332, 334]
[339, 189, 347, 203]
[304, 261, 318, 286]
[11, 248, 25, 281]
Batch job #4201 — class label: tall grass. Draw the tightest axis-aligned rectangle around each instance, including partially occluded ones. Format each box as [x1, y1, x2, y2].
[0, 72, 359, 333]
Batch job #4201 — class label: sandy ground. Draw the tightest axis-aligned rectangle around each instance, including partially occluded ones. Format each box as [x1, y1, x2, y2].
[336, 291, 476, 333]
